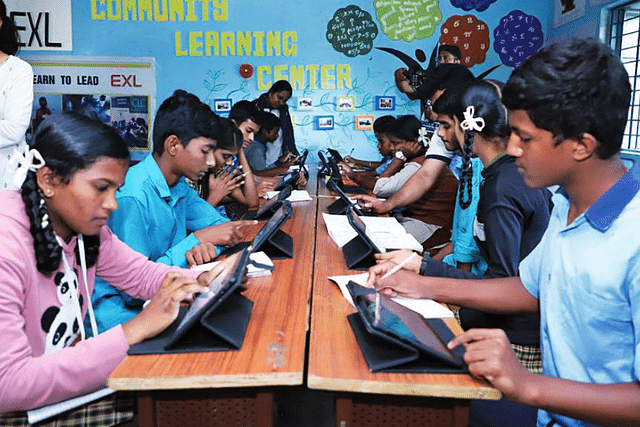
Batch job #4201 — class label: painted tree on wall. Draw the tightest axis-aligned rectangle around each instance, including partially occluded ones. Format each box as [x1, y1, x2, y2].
[374, 0, 442, 41]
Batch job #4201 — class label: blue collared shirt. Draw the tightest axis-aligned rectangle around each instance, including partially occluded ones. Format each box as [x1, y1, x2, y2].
[520, 163, 640, 427]
[90, 154, 228, 333]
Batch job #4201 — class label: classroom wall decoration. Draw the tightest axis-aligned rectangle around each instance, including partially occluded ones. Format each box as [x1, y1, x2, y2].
[22, 0, 553, 162]
[5, 0, 72, 51]
[374, 0, 442, 42]
[450, 0, 498, 12]
[440, 15, 490, 66]
[326, 5, 379, 57]
[493, 10, 544, 69]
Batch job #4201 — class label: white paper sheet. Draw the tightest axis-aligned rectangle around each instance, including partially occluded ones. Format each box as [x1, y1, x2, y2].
[265, 190, 312, 202]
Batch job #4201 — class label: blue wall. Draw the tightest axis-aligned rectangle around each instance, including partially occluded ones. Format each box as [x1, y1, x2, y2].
[30, 0, 560, 159]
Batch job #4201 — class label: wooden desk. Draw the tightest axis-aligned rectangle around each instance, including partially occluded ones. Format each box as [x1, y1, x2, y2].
[307, 196, 501, 427]
[108, 197, 318, 427]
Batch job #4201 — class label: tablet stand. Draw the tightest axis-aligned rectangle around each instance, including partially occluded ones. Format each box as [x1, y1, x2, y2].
[342, 233, 376, 270]
[327, 197, 350, 215]
[128, 292, 253, 355]
[260, 229, 294, 259]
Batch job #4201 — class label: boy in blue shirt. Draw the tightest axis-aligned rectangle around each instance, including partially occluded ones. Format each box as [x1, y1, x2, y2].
[369, 38, 640, 427]
[91, 90, 255, 333]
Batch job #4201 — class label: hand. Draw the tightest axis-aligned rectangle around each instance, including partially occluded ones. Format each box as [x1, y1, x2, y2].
[195, 251, 242, 287]
[257, 180, 275, 198]
[394, 68, 408, 82]
[278, 152, 296, 168]
[353, 194, 390, 214]
[122, 272, 207, 345]
[367, 266, 426, 299]
[296, 173, 307, 187]
[338, 161, 353, 174]
[207, 168, 245, 206]
[343, 155, 357, 167]
[447, 328, 534, 403]
[398, 140, 423, 159]
[375, 250, 421, 271]
[185, 242, 218, 266]
[194, 220, 257, 247]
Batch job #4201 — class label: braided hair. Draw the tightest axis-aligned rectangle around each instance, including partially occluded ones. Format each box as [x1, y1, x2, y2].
[21, 114, 129, 275]
[453, 81, 510, 209]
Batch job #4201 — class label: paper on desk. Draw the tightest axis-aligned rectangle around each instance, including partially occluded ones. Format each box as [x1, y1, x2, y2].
[328, 273, 453, 319]
[28, 388, 114, 424]
[265, 189, 312, 202]
[322, 213, 423, 252]
[190, 251, 274, 277]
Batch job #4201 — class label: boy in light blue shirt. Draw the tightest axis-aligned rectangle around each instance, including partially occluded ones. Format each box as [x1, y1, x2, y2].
[91, 90, 254, 333]
[369, 39, 640, 427]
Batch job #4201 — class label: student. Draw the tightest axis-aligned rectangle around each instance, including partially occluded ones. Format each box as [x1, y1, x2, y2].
[253, 79, 298, 165]
[368, 38, 640, 427]
[33, 96, 52, 130]
[358, 115, 458, 250]
[245, 111, 297, 177]
[0, 0, 33, 190]
[338, 115, 403, 191]
[91, 90, 254, 334]
[437, 44, 462, 64]
[0, 114, 228, 418]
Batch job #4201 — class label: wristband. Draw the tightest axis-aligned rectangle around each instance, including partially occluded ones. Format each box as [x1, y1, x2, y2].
[395, 151, 407, 161]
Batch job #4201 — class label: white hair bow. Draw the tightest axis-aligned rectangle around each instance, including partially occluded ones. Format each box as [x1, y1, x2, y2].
[9, 148, 45, 189]
[460, 106, 485, 133]
[418, 126, 430, 148]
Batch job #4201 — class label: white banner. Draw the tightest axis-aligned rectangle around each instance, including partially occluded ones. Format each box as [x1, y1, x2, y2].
[5, 0, 72, 51]
[26, 56, 156, 159]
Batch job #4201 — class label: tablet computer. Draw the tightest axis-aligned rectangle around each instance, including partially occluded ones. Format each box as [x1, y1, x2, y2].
[250, 200, 292, 252]
[165, 248, 251, 349]
[326, 178, 365, 216]
[327, 148, 344, 163]
[352, 285, 463, 368]
[248, 184, 292, 220]
[346, 206, 386, 254]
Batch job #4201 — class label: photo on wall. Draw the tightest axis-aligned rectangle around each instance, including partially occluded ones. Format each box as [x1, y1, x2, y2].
[336, 95, 355, 111]
[553, 0, 586, 27]
[375, 96, 395, 111]
[297, 97, 314, 110]
[214, 98, 233, 113]
[317, 115, 335, 130]
[356, 115, 374, 130]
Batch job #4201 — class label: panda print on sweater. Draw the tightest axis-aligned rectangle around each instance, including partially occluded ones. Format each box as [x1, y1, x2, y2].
[40, 268, 84, 354]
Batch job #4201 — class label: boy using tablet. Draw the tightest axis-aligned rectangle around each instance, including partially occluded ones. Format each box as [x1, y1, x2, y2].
[369, 38, 640, 427]
[91, 90, 254, 333]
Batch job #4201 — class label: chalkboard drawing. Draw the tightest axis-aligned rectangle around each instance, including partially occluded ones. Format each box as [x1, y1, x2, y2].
[376, 96, 396, 111]
[336, 95, 355, 111]
[450, 0, 498, 12]
[356, 115, 374, 130]
[326, 5, 379, 57]
[440, 15, 490, 67]
[493, 10, 544, 68]
[374, 0, 442, 42]
[239, 64, 254, 79]
[297, 97, 313, 110]
[317, 115, 334, 130]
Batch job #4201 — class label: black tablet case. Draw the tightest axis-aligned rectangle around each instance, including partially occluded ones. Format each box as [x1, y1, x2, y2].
[128, 292, 253, 355]
[342, 231, 377, 270]
[346, 284, 467, 373]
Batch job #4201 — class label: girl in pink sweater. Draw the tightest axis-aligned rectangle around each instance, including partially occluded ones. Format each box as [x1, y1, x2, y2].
[0, 114, 217, 416]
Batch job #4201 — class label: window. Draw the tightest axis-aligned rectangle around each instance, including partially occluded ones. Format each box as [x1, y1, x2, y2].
[609, 1, 640, 150]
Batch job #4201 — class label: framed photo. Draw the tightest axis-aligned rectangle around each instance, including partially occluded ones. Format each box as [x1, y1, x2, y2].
[553, 0, 586, 28]
[336, 95, 355, 111]
[356, 115, 374, 130]
[213, 98, 232, 113]
[317, 115, 334, 130]
[297, 97, 313, 110]
[375, 96, 395, 111]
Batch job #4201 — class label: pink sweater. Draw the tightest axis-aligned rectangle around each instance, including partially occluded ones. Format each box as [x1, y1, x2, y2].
[0, 191, 198, 411]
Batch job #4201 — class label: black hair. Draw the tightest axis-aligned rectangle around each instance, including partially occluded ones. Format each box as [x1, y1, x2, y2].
[215, 117, 243, 151]
[21, 114, 129, 275]
[152, 89, 220, 155]
[39, 96, 47, 104]
[0, 0, 20, 55]
[439, 44, 462, 60]
[389, 115, 423, 143]
[503, 38, 630, 159]
[453, 81, 510, 209]
[257, 111, 281, 132]
[269, 80, 293, 95]
[373, 115, 396, 135]
[432, 84, 463, 118]
[419, 63, 475, 100]
[229, 100, 260, 126]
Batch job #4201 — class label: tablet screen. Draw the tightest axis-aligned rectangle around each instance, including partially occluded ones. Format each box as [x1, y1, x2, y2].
[251, 201, 292, 252]
[167, 249, 251, 348]
[255, 185, 292, 217]
[360, 292, 462, 367]
[327, 148, 343, 163]
[346, 207, 385, 253]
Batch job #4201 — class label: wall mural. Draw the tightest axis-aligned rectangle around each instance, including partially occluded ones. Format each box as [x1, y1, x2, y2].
[493, 10, 544, 69]
[450, 0, 499, 12]
[374, 0, 442, 41]
[440, 14, 490, 66]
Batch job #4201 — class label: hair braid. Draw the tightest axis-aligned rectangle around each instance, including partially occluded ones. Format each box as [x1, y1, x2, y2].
[20, 170, 62, 275]
[78, 234, 100, 268]
[458, 130, 475, 209]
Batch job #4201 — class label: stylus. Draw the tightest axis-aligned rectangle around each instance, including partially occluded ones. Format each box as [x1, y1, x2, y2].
[379, 252, 418, 280]
[374, 292, 381, 326]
